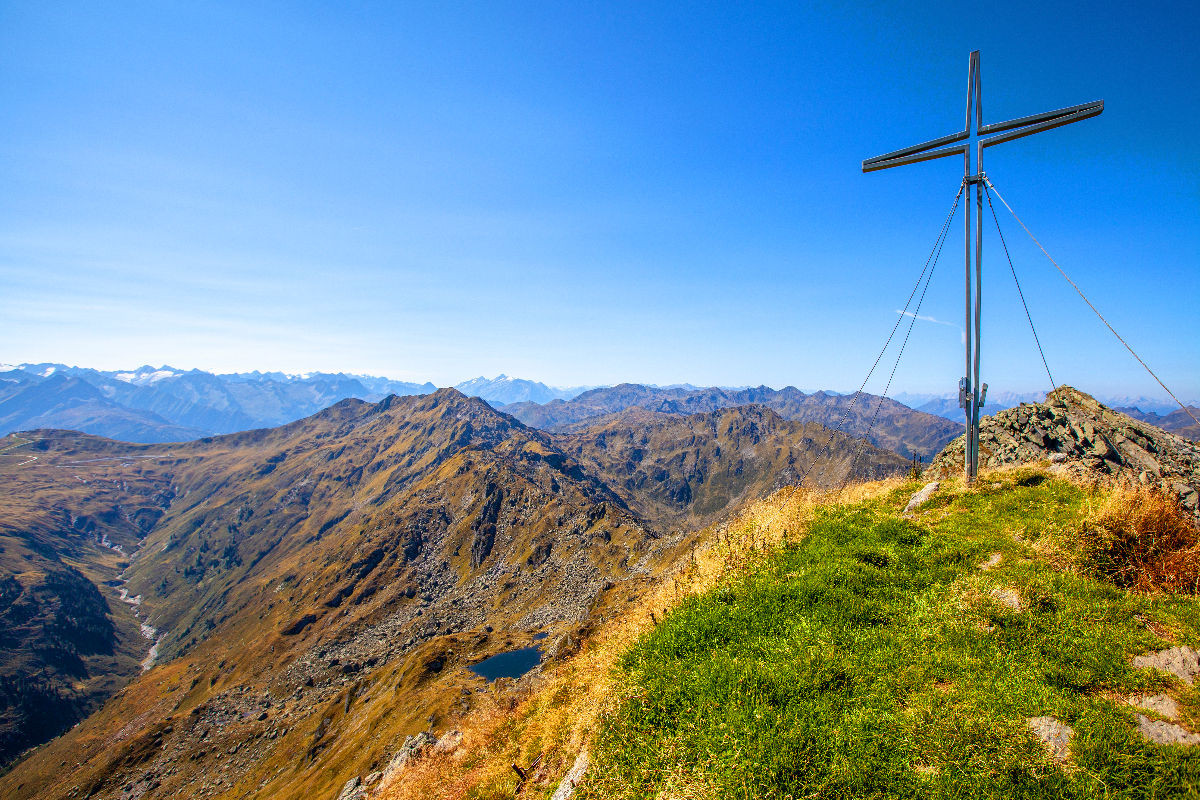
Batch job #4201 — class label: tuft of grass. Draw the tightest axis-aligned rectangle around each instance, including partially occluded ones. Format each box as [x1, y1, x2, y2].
[1079, 485, 1200, 594]
[583, 471, 1200, 800]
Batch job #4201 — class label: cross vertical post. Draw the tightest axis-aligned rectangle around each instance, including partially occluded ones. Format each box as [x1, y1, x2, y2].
[862, 50, 1102, 483]
[964, 51, 979, 481]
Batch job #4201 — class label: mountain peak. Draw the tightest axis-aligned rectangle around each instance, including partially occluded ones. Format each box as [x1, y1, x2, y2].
[928, 386, 1200, 512]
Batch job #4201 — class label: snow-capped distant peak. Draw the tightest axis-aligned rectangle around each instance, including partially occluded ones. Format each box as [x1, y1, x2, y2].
[113, 367, 182, 385]
[41, 366, 57, 377]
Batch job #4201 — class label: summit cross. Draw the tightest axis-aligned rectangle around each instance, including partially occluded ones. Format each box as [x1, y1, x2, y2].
[862, 50, 1103, 482]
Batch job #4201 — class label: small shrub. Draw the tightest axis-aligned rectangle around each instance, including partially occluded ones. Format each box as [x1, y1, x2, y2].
[907, 454, 923, 481]
[1079, 486, 1200, 593]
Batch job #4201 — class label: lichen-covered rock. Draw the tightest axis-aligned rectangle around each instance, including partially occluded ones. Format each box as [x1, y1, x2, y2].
[551, 750, 590, 800]
[432, 729, 463, 754]
[990, 588, 1023, 611]
[1129, 693, 1180, 720]
[1136, 715, 1200, 746]
[902, 481, 939, 514]
[1132, 646, 1200, 686]
[336, 776, 366, 800]
[379, 731, 435, 786]
[1028, 716, 1074, 763]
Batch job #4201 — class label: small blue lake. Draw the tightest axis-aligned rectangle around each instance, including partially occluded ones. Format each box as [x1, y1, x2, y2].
[468, 646, 542, 682]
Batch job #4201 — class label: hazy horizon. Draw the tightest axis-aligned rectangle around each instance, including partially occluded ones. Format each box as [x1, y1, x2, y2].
[5, 359, 1196, 409]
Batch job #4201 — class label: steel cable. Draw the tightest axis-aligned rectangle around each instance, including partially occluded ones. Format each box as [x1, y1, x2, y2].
[796, 180, 964, 490]
[838, 194, 955, 492]
[983, 183, 1056, 396]
[984, 176, 1200, 432]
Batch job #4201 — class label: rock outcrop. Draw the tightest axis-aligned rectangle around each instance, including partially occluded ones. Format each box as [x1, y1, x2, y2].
[928, 387, 1200, 511]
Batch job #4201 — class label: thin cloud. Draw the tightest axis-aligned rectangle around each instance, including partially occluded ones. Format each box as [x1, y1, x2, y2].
[896, 309, 967, 344]
[895, 309, 958, 328]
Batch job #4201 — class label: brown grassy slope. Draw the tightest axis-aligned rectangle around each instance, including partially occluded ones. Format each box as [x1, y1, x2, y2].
[0, 390, 660, 800]
[1, 390, 917, 800]
[373, 469, 1200, 800]
[554, 405, 910, 528]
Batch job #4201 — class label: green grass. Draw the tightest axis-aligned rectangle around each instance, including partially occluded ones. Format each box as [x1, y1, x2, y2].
[584, 472, 1200, 799]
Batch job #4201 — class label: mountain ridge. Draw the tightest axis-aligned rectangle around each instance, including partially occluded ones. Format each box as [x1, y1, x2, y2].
[0, 387, 912, 788]
[504, 383, 962, 460]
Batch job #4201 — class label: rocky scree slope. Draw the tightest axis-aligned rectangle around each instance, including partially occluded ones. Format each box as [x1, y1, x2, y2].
[928, 386, 1200, 512]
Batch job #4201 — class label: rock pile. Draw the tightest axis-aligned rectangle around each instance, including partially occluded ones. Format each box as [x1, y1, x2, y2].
[927, 387, 1200, 511]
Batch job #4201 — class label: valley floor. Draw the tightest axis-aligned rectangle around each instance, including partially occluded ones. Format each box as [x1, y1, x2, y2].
[378, 468, 1200, 799]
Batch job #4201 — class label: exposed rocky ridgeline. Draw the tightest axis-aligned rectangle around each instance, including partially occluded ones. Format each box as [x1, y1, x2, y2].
[928, 387, 1200, 510]
[503, 383, 962, 460]
[0, 389, 910, 799]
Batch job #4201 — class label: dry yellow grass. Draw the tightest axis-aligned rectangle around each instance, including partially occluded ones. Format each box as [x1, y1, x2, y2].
[1079, 483, 1200, 594]
[376, 478, 905, 800]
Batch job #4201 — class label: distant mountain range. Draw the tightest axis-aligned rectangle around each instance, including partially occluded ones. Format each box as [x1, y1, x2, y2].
[1, 365, 954, 456]
[0, 364, 437, 442]
[1114, 405, 1200, 442]
[452, 374, 595, 405]
[896, 390, 1048, 421]
[6, 363, 1191, 452]
[504, 383, 962, 460]
[0, 365, 594, 442]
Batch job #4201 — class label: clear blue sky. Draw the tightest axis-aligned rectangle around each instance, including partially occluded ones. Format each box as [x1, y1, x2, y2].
[1, 1, 1196, 400]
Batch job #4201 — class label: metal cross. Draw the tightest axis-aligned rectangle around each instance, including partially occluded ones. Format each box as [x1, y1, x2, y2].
[862, 51, 1102, 482]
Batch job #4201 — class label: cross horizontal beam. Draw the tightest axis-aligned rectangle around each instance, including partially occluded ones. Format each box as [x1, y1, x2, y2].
[862, 142, 967, 173]
[861, 99, 1104, 174]
[862, 130, 968, 172]
[980, 100, 1104, 148]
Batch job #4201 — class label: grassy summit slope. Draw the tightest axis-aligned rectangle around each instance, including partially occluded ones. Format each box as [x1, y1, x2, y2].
[585, 470, 1200, 799]
[386, 469, 1199, 799]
